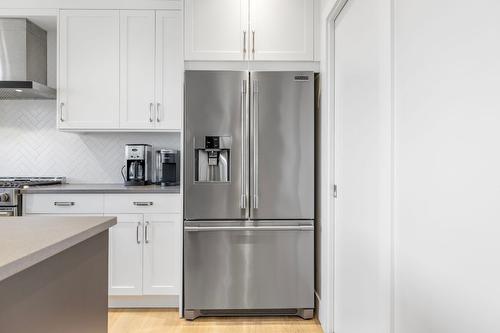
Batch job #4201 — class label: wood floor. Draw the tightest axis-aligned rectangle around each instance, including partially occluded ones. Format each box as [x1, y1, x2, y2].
[108, 309, 324, 333]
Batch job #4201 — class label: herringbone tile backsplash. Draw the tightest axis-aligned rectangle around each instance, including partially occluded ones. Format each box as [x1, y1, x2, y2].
[0, 100, 180, 183]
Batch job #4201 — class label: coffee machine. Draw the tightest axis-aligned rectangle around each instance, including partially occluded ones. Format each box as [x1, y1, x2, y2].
[155, 149, 180, 186]
[125, 144, 153, 185]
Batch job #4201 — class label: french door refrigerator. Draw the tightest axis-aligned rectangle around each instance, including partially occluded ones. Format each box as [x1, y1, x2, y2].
[184, 71, 314, 320]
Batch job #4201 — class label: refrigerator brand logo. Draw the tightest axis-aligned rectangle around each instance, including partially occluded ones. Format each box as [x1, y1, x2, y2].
[294, 75, 310, 81]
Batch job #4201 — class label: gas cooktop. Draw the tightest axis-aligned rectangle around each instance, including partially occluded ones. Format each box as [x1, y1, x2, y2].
[0, 177, 66, 188]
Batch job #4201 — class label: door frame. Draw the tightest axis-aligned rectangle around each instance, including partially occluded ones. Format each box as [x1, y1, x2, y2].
[318, 1, 349, 332]
[319, 0, 395, 332]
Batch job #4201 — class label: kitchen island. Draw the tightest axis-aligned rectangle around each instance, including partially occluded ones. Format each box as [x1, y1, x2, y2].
[0, 216, 116, 333]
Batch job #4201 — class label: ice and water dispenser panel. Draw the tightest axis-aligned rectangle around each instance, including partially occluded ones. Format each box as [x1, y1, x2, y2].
[194, 136, 231, 182]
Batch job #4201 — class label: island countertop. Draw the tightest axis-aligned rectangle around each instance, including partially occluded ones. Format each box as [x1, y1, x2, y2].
[0, 216, 116, 282]
[20, 183, 181, 194]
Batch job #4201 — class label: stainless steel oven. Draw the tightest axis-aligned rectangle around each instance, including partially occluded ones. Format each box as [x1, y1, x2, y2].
[0, 177, 65, 216]
[0, 207, 18, 217]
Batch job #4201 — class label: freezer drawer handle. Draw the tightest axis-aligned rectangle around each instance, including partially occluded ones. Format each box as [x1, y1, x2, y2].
[54, 201, 75, 207]
[185, 225, 313, 232]
[133, 201, 153, 206]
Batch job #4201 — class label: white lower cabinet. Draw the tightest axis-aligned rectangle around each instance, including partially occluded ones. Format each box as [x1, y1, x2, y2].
[108, 214, 144, 296]
[143, 214, 181, 295]
[23, 193, 182, 301]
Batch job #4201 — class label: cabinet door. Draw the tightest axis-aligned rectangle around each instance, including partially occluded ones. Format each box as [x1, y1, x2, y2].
[185, 0, 249, 61]
[108, 214, 143, 296]
[119, 11, 156, 129]
[155, 11, 183, 130]
[59, 10, 120, 129]
[143, 214, 181, 295]
[249, 0, 313, 61]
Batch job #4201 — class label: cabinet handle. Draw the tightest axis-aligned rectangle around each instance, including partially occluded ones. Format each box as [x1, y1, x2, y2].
[243, 30, 247, 58]
[156, 103, 161, 122]
[136, 222, 142, 244]
[54, 201, 75, 206]
[149, 103, 154, 122]
[133, 201, 153, 206]
[59, 102, 65, 122]
[252, 30, 255, 59]
[145, 221, 150, 243]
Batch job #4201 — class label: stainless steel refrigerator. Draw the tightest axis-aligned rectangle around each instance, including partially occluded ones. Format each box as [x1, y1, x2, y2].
[184, 71, 314, 320]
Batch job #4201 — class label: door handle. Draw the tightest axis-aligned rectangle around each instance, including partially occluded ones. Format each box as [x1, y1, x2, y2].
[145, 221, 150, 243]
[136, 222, 142, 244]
[156, 103, 161, 122]
[252, 79, 259, 209]
[149, 103, 154, 122]
[240, 79, 248, 210]
[59, 102, 65, 122]
[185, 225, 314, 232]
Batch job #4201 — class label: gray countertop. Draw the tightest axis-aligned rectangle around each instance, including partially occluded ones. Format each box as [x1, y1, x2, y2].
[21, 184, 181, 194]
[0, 216, 116, 282]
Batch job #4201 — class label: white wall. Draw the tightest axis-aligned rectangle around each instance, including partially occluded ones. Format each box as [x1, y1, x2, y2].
[0, 100, 179, 183]
[394, 0, 500, 332]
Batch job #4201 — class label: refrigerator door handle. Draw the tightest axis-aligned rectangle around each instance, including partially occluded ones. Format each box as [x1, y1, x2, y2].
[185, 225, 314, 232]
[240, 79, 248, 210]
[252, 79, 259, 210]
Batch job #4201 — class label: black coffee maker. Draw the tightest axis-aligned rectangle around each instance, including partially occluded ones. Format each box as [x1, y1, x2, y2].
[155, 149, 180, 186]
[124, 144, 152, 185]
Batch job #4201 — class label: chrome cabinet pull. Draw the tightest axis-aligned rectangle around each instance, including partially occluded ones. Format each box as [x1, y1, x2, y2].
[149, 103, 154, 122]
[54, 201, 75, 206]
[136, 222, 142, 244]
[133, 201, 153, 206]
[156, 102, 161, 122]
[251, 30, 255, 59]
[252, 80, 259, 209]
[145, 221, 150, 243]
[240, 80, 248, 210]
[243, 30, 247, 58]
[59, 102, 65, 122]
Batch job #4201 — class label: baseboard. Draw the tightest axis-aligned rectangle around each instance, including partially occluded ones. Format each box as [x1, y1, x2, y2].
[109, 295, 179, 308]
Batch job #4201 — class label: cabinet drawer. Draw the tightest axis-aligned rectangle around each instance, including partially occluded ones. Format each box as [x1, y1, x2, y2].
[104, 194, 182, 214]
[24, 194, 104, 214]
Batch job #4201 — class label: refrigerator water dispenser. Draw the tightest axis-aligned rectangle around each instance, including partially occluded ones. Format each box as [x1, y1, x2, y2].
[194, 136, 231, 182]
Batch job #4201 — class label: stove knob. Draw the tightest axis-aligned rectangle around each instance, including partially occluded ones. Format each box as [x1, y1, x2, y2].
[0, 193, 9, 202]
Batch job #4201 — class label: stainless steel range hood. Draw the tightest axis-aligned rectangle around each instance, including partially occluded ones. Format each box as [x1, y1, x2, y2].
[0, 18, 56, 100]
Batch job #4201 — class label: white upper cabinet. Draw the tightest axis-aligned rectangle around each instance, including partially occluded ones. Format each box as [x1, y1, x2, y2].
[58, 9, 183, 131]
[249, 0, 313, 61]
[185, 0, 249, 61]
[184, 0, 314, 61]
[119, 11, 156, 130]
[155, 11, 183, 130]
[58, 10, 120, 129]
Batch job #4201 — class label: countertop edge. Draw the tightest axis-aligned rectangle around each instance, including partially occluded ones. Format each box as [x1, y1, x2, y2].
[0, 217, 117, 283]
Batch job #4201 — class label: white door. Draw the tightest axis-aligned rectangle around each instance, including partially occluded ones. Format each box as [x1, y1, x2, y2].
[58, 10, 120, 129]
[185, 0, 249, 61]
[249, 0, 313, 61]
[155, 11, 183, 130]
[119, 10, 156, 129]
[333, 0, 392, 331]
[142, 213, 181, 295]
[108, 214, 144, 296]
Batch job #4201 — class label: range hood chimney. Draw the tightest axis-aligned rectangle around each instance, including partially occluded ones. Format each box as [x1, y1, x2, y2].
[0, 18, 56, 100]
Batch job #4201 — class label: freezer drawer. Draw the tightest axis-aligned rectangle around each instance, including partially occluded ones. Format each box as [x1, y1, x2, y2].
[184, 220, 314, 312]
